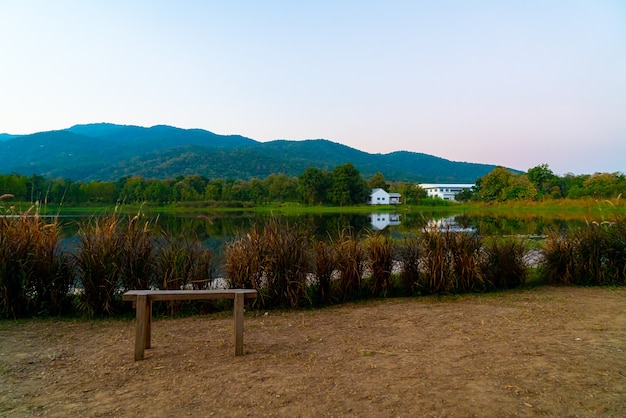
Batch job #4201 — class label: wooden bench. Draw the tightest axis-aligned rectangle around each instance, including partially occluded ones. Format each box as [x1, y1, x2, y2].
[122, 289, 257, 361]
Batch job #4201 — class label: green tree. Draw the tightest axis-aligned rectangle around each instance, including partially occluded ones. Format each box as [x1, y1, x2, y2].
[144, 180, 170, 204]
[80, 181, 117, 203]
[119, 176, 146, 203]
[205, 179, 223, 201]
[395, 182, 426, 205]
[527, 164, 562, 199]
[368, 172, 389, 191]
[263, 173, 298, 202]
[582, 172, 626, 198]
[0, 174, 28, 201]
[476, 167, 537, 202]
[327, 163, 369, 206]
[297, 167, 331, 205]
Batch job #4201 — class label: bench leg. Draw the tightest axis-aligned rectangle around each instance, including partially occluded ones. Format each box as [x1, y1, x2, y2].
[145, 299, 152, 349]
[234, 292, 244, 356]
[134, 294, 150, 361]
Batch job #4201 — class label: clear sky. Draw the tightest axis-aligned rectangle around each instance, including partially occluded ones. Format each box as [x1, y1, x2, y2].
[1, 1, 625, 176]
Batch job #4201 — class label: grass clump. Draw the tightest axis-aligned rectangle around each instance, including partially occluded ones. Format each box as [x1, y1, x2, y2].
[225, 217, 311, 308]
[541, 214, 626, 286]
[397, 236, 421, 295]
[0, 201, 72, 318]
[364, 231, 396, 297]
[333, 228, 365, 300]
[480, 237, 528, 290]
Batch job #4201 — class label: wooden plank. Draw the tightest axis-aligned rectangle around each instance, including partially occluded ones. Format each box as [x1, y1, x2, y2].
[135, 294, 148, 361]
[123, 289, 257, 302]
[234, 291, 244, 356]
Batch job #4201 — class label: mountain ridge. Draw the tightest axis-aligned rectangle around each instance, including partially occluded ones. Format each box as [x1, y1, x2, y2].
[0, 123, 508, 183]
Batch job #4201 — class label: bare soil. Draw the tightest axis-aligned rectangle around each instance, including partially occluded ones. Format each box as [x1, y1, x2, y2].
[1, 286, 625, 417]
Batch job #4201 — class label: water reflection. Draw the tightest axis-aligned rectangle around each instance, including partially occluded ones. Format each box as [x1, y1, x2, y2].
[56, 211, 592, 247]
[369, 213, 401, 230]
[425, 216, 475, 233]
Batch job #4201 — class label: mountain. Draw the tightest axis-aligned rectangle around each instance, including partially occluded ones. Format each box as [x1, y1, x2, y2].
[0, 123, 505, 183]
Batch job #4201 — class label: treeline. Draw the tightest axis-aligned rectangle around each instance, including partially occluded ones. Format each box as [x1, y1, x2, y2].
[0, 164, 425, 206]
[1, 163, 624, 207]
[463, 164, 626, 202]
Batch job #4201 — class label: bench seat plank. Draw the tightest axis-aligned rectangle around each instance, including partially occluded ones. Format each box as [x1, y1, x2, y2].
[123, 289, 257, 302]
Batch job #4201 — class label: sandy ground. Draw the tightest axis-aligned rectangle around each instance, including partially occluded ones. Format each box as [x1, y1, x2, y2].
[1, 286, 625, 417]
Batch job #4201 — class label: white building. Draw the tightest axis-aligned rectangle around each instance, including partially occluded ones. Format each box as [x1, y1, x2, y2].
[419, 184, 474, 201]
[368, 188, 401, 205]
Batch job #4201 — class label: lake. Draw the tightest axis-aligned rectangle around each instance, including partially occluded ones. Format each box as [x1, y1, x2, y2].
[57, 210, 589, 252]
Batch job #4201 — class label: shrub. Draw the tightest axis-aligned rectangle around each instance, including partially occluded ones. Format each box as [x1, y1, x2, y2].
[262, 217, 311, 307]
[73, 213, 125, 316]
[364, 231, 395, 296]
[333, 228, 364, 300]
[419, 229, 454, 294]
[397, 236, 420, 294]
[311, 239, 336, 304]
[449, 231, 484, 292]
[119, 214, 158, 291]
[540, 231, 576, 285]
[0, 202, 72, 318]
[604, 216, 626, 285]
[480, 237, 528, 290]
[224, 224, 265, 292]
[541, 215, 626, 286]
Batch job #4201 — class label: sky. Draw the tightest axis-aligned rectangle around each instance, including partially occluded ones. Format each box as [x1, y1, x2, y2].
[1, 1, 625, 176]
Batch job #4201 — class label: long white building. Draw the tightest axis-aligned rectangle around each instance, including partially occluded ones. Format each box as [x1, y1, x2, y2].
[419, 184, 474, 201]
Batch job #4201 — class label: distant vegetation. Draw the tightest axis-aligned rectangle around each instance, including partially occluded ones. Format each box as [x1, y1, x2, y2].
[460, 164, 626, 202]
[0, 162, 624, 209]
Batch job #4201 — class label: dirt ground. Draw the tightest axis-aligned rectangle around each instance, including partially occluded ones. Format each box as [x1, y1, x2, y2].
[1, 286, 625, 417]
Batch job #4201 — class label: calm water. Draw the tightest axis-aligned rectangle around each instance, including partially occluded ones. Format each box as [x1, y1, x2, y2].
[57, 211, 589, 252]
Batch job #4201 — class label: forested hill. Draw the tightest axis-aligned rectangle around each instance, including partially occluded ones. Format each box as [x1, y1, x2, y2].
[0, 123, 504, 182]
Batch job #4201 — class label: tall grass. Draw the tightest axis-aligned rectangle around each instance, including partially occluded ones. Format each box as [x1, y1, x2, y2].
[397, 236, 421, 294]
[224, 224, 265, 291]
[224, 217, 311, 308]
[449, 232, 484, 292]
[364, 231, 395, 296]
[540, 231, 576, 285]
[419, 229, 454, 294]
[73, 213, 125, 316]
[480, 237, 528, 290]
[3, 198, 625, 318]
[541, 214, 626, 285]
[119, 214, 158, 291]
[311, 239, 336, 304]
[156, 231, 215, 290]
[262, 217, 311, 307]
[333, 228, 364, 300]
[0, 201, 72, 318]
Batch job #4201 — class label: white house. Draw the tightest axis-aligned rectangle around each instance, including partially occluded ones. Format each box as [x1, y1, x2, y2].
[419, 184, 474, 201]
[368, 188, 401, 205]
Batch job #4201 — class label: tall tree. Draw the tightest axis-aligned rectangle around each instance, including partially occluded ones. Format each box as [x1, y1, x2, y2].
[527, 164, 562, 198]
[368, 172, 389, 191]
[327, 163, 369, 206]
[476, 167, 537, 202]
[297, 167, 330, 205]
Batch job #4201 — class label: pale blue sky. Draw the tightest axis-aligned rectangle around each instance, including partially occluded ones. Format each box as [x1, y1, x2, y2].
[1, 1, 625, 175]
